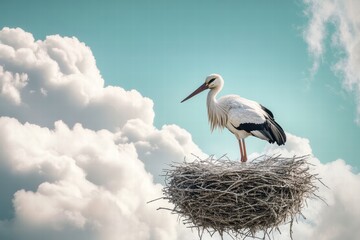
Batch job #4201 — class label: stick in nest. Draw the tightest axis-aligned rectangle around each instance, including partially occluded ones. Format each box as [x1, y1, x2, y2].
[157, 155, 324, 240]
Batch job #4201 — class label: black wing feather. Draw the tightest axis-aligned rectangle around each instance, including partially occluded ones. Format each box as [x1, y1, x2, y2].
[233, 119, 286, 145]
[260, 104, 274, 119]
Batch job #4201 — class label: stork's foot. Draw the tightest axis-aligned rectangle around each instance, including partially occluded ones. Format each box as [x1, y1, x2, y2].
[241, 156, 247, 162]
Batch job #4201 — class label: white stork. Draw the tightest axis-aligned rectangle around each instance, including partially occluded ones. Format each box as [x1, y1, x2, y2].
[181, 73, 286, 162]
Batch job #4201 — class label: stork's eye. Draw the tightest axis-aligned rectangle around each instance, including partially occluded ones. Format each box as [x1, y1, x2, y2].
[208, 78, 216, 84]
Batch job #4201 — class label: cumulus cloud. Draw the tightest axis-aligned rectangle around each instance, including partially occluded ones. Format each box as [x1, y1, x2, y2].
[0, 27, 205, 240]
[0, 27, 204, 182]
[0, 66, 28, 105]
[119, 119, 204, 182]
[0, 27, 154, 131]
[0, 117, 199, 240]
[264, 134, 360, 240]
[303, 0, 360, 123]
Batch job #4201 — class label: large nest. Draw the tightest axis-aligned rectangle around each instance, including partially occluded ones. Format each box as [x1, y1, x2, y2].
[159, 155, 323, 240]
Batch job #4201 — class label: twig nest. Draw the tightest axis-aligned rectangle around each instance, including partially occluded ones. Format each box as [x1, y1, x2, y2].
[161, 155, 321, 239]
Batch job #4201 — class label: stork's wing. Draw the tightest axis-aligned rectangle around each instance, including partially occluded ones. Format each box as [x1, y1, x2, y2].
[228, 102, 286, 145]
[228, 106, 266, 128]
[228, 106, 270, 140]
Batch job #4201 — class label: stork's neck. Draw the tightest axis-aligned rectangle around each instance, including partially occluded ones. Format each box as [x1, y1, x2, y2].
[207, 87, 227, 131]
[207, 87, 220, 104]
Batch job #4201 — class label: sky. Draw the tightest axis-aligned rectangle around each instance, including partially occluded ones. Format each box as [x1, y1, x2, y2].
[0, 0, 360, 240]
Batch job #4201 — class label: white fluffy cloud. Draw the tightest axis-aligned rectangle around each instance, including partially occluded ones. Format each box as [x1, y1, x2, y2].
[0, 27, 205, 240]
[0, 27, 205, 182]
[0, 117, 197, 240]
[0, 27, 154, 131]
[263, 134, 360, 240]
[303, 0, 360, 123]
[119, 119, 204, 182]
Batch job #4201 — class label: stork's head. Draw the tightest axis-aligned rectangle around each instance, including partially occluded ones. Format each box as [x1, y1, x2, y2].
[181, 74, 224, 103]
[205, 73, 223, 89]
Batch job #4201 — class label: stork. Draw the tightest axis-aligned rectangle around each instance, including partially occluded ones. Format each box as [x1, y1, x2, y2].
[181, 74, 286, 162]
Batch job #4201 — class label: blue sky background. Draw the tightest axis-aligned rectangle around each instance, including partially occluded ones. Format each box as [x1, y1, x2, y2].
[1, 0, 359, 169]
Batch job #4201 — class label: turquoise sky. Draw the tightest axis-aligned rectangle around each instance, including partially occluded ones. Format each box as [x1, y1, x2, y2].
[2, 0, 359, 170]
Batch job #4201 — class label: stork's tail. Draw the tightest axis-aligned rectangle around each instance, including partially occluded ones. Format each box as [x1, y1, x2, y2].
[267, 119, 286, 145]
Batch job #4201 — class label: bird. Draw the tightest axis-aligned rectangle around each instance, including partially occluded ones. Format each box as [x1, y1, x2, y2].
[181, 73, 286, 162]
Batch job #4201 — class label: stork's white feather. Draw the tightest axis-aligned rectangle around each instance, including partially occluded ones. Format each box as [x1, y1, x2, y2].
[219, 95, 267, 125]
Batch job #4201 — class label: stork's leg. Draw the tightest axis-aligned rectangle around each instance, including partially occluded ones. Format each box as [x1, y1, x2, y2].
[238, 139, 247, 162]
[241, 139, 247, 162]
[238, 139, 243, 161]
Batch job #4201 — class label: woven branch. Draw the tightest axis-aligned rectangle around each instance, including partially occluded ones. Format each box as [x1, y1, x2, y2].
[159, 155, 323, 240]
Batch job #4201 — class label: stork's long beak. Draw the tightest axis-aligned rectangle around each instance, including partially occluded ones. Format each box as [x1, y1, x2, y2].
[181, 83, 208, 103]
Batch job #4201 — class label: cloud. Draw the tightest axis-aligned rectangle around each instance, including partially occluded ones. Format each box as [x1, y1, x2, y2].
[0, 27, 205, 182]
[0, 27, 205, 240]
[264, 134, 360, 240]
[0, 27, 154, 131]
[119, 119, 204, 182]
[303, 0, 360, 123]
[0, 117, 199, 240]
[0, 66, 28, 105]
